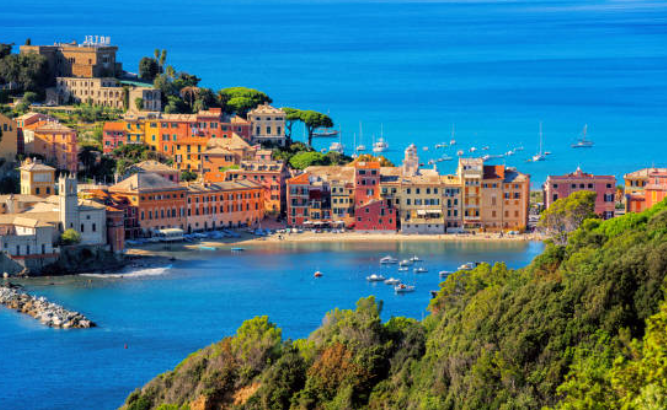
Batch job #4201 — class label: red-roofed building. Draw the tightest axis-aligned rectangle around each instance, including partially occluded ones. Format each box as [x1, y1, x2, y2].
[544, 168, 616, 219]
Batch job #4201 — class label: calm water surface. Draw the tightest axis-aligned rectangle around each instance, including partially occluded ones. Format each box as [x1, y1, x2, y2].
[3, 0, 667, 184]
[0, 241, 543, 410]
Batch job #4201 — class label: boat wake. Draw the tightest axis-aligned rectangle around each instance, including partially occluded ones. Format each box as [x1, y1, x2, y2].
[81, 265, 173, 279]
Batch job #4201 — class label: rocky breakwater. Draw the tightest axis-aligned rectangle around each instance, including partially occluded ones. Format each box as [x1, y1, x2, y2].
[0, 286, 95, 329]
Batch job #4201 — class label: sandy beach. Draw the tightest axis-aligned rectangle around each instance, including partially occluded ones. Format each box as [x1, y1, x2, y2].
[124, 231, 544, 257]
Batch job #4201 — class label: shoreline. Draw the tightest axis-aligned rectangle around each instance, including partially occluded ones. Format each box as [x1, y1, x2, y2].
[123, 231, 543, 256]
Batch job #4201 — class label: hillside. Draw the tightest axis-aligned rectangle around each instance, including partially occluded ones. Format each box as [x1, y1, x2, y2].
[122, 201, 667, 410]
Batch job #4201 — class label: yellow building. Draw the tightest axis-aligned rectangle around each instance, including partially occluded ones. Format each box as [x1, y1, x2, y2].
[0, 113, 18, 162]
[624, 168, 667, 196]
[398, 170, 444, 234]
[458, 158, 483, 228]
[19, 158, 56, 197]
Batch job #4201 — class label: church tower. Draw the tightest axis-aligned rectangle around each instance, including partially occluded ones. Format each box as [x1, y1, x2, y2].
[402, 144, 420, 176]
[58, 174, 79, 232]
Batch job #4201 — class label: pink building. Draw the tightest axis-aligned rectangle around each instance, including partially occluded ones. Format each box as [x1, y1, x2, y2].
[103, 122, 126, 154]
[353, 161, 381, 207]
[543, 168, 616, 219]
[355, 199, 396, 232]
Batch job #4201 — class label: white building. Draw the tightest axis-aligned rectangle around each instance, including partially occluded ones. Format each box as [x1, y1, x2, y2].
[248, 103, 286, 146]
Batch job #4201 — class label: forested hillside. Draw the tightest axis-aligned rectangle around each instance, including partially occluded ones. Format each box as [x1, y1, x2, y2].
[123, 199, 667, 410]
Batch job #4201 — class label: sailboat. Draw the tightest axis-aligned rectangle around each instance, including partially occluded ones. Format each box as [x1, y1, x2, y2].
[532, 122, 546, 162]
[572, 124, 594, 148]
[449, 124, 457, 145]
[373, 124, 388, 153]
[356, 122, 367, 152]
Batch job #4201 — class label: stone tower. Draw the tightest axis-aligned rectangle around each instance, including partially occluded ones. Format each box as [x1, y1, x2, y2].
[58, 174, 79, 232]
[402, 144, 419, 177]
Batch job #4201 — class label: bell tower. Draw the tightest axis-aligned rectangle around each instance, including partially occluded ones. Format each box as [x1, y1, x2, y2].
[58, 174, 79, 232]
[402, 144, 419, 176]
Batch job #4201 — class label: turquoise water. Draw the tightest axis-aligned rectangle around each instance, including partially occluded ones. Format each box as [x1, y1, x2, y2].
[3, 0, 667, 184]
[0, 241, 544, 409]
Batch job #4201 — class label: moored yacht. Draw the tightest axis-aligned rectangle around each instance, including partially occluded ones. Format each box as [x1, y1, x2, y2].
[380, 255, 399, 265]
[395, 284, 415, 293]
[367, 274, 386, 282]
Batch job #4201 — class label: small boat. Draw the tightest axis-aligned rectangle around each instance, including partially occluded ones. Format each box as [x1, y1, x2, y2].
[414, 267, 428, 273]
[457, 150, 464, 156]
[572, 124, 594, 148]
[312, 128, 339, 138]
[469, 147, 477, 153]
[367, 274, 386, 282]
[395, 284, 415, 293]
[231, 247, 245, 252]
[440, 155, 453, 161]
[356, 144, 367, 152]
[384, 278, 401, 285]
[314, 271, 323, 278]
[439, 270, 453, 278]
[458, 262, 476, 271]
[380, 255, 399, 265]
[423, 146, 429, 151]
[329, 141, 344, 153]
[410, 255, 421, 262]
[435, 142, 447, 149]
[398, 266, 410, 272]
[320, 148, 327, 153]
[544, 151, 552, 156]
[427, 159, 435, 165]
[482, 146, 490, 151]
[399, 259, 413, 267]
[482, 154, 491, 161]
[450, 139, 456, 145]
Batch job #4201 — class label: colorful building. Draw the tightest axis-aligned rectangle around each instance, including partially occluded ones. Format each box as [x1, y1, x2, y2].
[30, 122, 78, 173]
[185, 181, 264, 232]
[544, 168, 616, 220]
[20, 40, 122, 79]
[102, 121, 127, 153]
[223, 158, 289, 214]
[109, 172, 187, 235]
[355, 200, 397, 232]
[19, 158, 56, 197]
[624, 168, 667, 196]
[625, 169, 667, 213]
[0, 113, 18, 162]
[248, 103, 286, 146]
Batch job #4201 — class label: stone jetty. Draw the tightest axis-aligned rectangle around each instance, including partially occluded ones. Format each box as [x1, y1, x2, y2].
[0, 286, 95, 329]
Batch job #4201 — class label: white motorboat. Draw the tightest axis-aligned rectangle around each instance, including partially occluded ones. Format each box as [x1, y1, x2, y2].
[414, 267, 428, 273]
[399, 259, 413, 267]
[469, 146, 477, 153]
[380, 255, 399, 265]
[482, 155, 491, 161]
[410, 255, 421, 262]
[373, 137, 388, 153]
[439, 270, 453, 278]
[367, 274, 386, 282]
[356, 144, 367, 152]
[384, 278, 401, 285]
[458, 262, 476, 271]
[398, 266, 410, 272]
[435, 142, 447, 149]
[395, 284, 415, 293]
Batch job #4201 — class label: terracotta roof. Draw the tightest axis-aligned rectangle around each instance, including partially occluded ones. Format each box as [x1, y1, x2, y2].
[287, 173, 310, 185]
[132, 160, 178, 174]
[248, 103, 284, 115]
[624, 167, 667, 179]
[110, 172, 185, 194]
[35, 122, 74, 133]
[206, 133, 251, 151]
[19, 160, 55, 172]
[103, 122, 126, 132]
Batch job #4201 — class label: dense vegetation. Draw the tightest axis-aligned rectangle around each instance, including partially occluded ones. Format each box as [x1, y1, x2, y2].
[122, 197, 667, 410]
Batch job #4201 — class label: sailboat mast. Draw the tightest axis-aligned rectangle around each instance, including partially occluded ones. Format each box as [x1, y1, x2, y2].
[539, 121, 543, 155]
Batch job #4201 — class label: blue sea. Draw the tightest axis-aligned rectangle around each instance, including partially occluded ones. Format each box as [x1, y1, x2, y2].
[1, 241, 543, 409]
[3, 0, 667, 185]
[0, 1, 666, 408]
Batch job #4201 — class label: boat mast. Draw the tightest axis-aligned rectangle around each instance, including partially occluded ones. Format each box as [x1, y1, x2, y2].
[539, 121, 543, 156]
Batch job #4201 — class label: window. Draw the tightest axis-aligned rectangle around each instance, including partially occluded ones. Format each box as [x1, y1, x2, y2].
[81, 224, 85, 232]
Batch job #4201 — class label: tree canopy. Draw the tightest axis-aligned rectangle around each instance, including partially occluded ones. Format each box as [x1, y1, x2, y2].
[539, 190, 597, 245]
[218, 87, 271, 116]
[139, 57, 160, 82]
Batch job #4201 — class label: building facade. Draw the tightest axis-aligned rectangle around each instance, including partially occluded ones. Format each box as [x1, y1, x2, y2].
[544, 168, 616, 219]
[29, 122, 78, 173]
[19, 158, 56, 197]
[248, 103, 286, 146]
[20, 40, 122, 79]
[0, 113, 18, 162]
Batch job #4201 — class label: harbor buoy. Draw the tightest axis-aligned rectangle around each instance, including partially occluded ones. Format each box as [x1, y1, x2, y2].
[314, 271, 323, 278]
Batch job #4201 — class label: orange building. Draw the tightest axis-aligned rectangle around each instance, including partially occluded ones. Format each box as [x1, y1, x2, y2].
[224, 159, 289, 214]
[30, 122, 78, 173]
[185, 181, 264, 232]
[627, 170, 667, 213]
[201, 134, 257, 177]
[109, 172, 187, 235]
